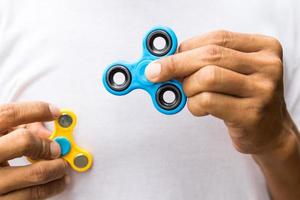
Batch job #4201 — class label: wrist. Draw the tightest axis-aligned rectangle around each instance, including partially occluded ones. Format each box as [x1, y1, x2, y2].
[253, 111, 299, 167]
[252, 111, 300, 199]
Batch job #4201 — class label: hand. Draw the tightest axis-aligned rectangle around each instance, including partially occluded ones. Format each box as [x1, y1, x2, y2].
[145, 30, 289, 154]
[0, 102, 70, 200]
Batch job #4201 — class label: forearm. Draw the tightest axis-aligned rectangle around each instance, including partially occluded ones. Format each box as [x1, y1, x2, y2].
[253, 112, 300, 200]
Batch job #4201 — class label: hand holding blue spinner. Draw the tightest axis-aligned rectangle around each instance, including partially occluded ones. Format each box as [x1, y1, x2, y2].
[102, 26, 186, 115]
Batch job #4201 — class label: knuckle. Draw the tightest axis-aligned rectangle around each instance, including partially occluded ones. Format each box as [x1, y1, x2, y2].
[204, 45, 223, 63]
[245, 102, 265, 125]
[35, 101, 49, 112]
[257, 79, 277, 101]
[214, 30, 232, 46]
[261, 55, 283, 80]
[268, 37, 283, 57]
[30, 165, 50, 183]
[165, 56, 177, 74]
[0, 104, 18, 126]
[178, 42, 188, 52]
[55, 159, 68, 174]
[272, 57, 283, 67]
[16, 129, 34, 155]
[215, 29, 230, 36]
[187, 99, 201, 116]
[30, 185, 48, 200]
[32, 101, 51, 119]
[262, 80, 276, 93]
[199, 92, 213, 109]
[200, 65, 218, 87]
[271, 58, 283, 80]
[29, 160, 67, 184]
[187, 93, 213, 116]
[182, 78, 191, 96]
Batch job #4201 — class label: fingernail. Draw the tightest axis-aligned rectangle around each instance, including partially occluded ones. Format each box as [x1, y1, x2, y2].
[50, 142, 61, 158]
[145, 62, 161, 81]
[65, 175, 71, 185]
[49, 104, 60, 119]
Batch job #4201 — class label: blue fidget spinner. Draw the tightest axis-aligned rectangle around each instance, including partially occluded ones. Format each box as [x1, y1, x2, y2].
[102, 26, 187, 115]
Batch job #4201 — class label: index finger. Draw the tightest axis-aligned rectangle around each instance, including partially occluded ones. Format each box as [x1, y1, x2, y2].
[0, 102, 60, 132]
[145, 45, 256, 83]
[178, 30, 282, 53]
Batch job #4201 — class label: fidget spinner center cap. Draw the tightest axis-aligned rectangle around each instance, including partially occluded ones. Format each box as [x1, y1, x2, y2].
[136, 60, 154, 85]
[55, 137, 71, 156]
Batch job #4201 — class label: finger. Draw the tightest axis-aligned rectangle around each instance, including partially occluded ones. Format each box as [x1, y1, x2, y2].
[26, 122, 52, 138]
[0, 162, 9, 167]
[0, 130, 8, 135]
[187, 92, 253, 124]
[183, 65, 255, 98]
[0, 176, 69, 200]
[0, 159, 67, 194]
[0, 128, 61, 163]
[178, 30, 281, 53]
[0, 102, 60, 133]
[13, 123, 52, 138]
[145, 45, 256, 83]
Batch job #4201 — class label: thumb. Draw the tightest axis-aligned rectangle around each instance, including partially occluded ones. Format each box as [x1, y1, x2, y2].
[145, 58, 175, 83]
[145, 51, 193, 83]
[0, 128, 61, 163]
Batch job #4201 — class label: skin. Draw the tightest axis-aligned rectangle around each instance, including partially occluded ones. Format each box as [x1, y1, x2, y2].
[145, 30, 300, 200]
[0, 102, 70, 200]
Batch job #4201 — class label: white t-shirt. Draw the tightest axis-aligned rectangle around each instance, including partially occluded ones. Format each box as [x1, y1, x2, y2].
[0, 0, 300, 199]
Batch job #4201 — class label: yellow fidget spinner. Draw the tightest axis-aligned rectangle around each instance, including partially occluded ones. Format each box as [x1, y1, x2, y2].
[50, 109, 93, 172]
[28, 109, 92, 172]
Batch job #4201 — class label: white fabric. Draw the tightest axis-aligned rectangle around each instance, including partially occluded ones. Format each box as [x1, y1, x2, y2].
[0, 0, 299, 199]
